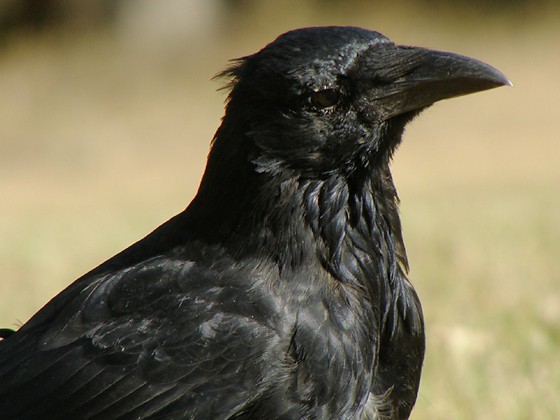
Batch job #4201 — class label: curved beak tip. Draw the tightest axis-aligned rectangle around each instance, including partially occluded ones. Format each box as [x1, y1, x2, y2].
[488, 66, 512, 88]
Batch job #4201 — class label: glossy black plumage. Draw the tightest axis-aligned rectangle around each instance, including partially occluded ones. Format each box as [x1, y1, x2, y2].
[0, 27, 509, 419]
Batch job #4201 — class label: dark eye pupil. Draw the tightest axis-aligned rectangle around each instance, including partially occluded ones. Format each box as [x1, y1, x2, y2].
[311, 89, 340, 108]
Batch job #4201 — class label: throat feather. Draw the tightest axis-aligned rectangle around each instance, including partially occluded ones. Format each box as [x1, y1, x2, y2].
[297, 171, 404, 295]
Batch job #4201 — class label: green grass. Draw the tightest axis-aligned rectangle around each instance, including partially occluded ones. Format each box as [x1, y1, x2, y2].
[1, 6, 559, 418]
[402, 186, 560, 419]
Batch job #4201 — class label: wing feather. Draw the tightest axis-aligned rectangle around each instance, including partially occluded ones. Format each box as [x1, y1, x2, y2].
[0, 253, 284, 419]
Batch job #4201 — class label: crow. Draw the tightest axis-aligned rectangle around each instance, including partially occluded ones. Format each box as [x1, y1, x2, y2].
[0, 27, 509, 419]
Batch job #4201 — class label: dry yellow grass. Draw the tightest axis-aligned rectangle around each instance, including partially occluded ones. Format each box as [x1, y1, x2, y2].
[1, 4, 558, 418]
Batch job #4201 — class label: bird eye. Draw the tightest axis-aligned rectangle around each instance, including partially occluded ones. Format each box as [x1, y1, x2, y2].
[311, 88, 341, 108]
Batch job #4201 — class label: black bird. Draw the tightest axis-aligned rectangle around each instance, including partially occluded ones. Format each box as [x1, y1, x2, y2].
[0, 27, 509, 419]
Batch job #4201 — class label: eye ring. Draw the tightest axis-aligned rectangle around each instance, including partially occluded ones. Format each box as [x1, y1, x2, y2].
[311, 88, 341, 109]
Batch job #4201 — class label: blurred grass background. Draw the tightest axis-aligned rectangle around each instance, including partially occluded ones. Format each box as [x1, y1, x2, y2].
[0, 0, 559, 418]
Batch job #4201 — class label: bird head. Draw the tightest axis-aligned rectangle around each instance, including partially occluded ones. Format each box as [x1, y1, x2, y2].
[215, 26, 510, 179]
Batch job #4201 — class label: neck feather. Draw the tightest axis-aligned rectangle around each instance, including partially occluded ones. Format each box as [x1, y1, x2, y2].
[186, 146, 408, 296]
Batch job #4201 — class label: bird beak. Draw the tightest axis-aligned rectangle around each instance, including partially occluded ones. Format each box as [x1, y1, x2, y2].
[359, 45, 512, 121]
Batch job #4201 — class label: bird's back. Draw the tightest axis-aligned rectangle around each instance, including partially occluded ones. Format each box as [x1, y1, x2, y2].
[0, 217, 386, 419]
